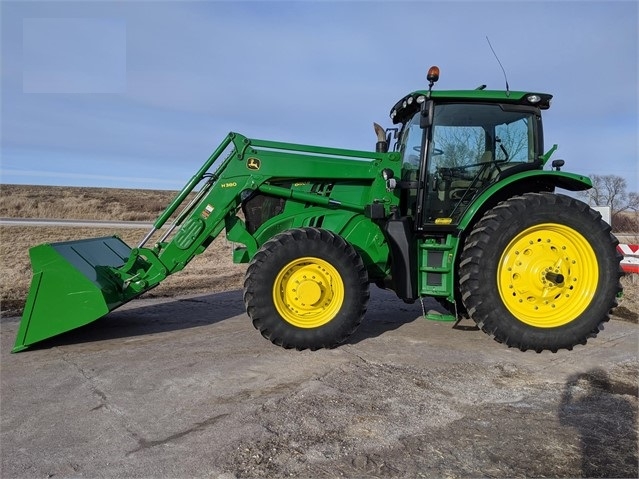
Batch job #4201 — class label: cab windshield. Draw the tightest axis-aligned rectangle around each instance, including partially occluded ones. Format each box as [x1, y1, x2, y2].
[430, 103, 539, 168]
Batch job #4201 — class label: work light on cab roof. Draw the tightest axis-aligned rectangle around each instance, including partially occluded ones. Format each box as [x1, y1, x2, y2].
[390, 66, 439, 121]
[427, 65, 440, 89]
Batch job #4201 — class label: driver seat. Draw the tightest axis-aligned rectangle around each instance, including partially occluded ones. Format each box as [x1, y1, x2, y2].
[445, 151, 493, 200]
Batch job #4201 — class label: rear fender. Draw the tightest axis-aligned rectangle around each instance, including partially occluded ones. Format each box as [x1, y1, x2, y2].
[458, 170, 592, 231]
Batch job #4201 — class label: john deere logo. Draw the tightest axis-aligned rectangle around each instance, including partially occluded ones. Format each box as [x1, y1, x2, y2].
[247, 157, 261, 170]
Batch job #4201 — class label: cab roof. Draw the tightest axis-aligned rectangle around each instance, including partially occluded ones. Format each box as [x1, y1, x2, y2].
[390, 90, 553, 124]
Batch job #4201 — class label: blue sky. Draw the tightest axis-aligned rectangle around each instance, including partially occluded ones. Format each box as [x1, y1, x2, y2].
[1, 0, 637, 192]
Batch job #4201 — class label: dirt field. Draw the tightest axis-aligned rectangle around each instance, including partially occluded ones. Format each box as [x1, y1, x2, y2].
[0, 184, 176, 221]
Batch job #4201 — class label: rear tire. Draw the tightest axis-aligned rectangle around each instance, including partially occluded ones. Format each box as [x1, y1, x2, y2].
[459, 193, 622, 352]
[244, 228, 369, 350]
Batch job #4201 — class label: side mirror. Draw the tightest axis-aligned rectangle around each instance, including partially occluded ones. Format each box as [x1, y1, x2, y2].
[420, 100, 434, 128]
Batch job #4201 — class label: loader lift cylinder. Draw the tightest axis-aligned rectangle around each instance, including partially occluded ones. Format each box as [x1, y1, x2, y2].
[139, 133, 235, 248]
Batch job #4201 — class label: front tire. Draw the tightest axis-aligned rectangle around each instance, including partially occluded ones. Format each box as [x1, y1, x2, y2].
[459, 193, 622, 352]
[243, 228, 369, 350]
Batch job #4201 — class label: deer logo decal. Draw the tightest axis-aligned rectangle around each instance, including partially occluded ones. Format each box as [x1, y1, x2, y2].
[247, 157, 261, 170]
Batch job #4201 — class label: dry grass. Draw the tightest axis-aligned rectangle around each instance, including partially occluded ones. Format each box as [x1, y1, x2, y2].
[615, 275, 639, 323]
[0, 184, 178, 221]
[0, 226, 246, 316]
[0, 185, 245, 317]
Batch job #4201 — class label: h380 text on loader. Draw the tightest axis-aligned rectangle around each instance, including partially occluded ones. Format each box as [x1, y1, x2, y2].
[13, 67, 622, 353]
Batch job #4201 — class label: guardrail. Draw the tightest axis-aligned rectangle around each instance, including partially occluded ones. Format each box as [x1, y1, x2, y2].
[618, 244, 639, 274]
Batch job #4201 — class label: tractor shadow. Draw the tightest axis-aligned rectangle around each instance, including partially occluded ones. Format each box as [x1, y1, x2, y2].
[21, 287, 478, 351]
[559, 368, 638, 478]
[24, 289, 247, 351]
[347, 287, 479, 345]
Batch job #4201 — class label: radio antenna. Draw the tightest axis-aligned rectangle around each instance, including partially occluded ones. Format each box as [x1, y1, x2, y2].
[486, 36, 510, 96]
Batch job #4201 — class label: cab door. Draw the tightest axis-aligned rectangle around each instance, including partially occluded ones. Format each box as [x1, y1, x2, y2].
[418, 103, 540, 229]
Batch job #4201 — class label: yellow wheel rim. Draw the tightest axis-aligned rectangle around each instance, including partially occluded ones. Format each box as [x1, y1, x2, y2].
[273, 257, 344, 328]
[498, 223, 598, 328]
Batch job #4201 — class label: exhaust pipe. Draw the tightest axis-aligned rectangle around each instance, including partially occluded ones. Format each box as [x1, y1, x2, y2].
[373, 122, 388, 153]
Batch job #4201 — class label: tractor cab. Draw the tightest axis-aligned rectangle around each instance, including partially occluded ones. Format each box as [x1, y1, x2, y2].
[390, 67, 551, 230]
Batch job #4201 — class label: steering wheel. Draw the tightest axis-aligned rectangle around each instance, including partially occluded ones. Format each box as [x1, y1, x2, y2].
[440, 160, 490, 172]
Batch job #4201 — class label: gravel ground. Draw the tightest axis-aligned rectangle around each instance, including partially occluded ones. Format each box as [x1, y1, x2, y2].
[1, 288, 637, 479]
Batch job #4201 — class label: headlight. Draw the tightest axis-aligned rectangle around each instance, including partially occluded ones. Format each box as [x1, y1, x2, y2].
[382, 168, 394, 181]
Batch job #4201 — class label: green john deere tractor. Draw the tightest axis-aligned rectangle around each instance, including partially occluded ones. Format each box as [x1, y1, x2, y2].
[14, 67, 622, 353]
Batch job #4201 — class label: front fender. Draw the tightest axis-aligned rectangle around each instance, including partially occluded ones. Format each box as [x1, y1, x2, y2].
[250, 207, 390, 279]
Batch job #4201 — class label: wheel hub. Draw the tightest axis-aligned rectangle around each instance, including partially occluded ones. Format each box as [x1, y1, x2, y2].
[284, 267, 329, 312]
[498, 223, 598, 328]
[273, 257, 344, 328]
[544, 271, 565, 284]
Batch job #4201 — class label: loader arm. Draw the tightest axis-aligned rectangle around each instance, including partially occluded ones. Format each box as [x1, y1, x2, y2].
[115, 133, 394, 294]
[14, 132, 399, 352]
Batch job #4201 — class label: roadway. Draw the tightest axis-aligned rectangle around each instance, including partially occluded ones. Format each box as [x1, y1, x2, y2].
[0, 217, 154, 229]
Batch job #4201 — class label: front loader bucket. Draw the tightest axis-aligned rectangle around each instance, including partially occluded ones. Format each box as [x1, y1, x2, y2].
[13, 236, 135, 352]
